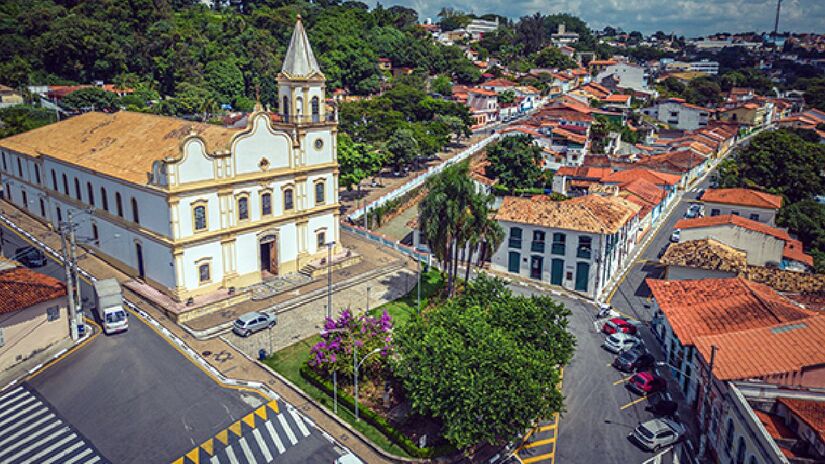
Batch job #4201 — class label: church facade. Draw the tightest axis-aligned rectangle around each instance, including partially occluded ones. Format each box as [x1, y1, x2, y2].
[0, 18, 341, 301]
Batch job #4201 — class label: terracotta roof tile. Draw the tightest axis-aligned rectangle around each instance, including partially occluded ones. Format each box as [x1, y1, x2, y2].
[0, 268, 66, 314]
[754, 410, 797, 441]
[674, 215, 792, 241]
[481, 78, 518, 87]
[778, 398, 825, 443]
[635, 150, 706, 173]
[619, 178, 666, 206]
[660, 238, 748, 272]
[701, 188, 783, 209]
[602, 168, 681, 187]
[496, 194, 640, 234]
[647, 277, 816, 345]
[784, 239, 814, 267]
[555, 166, 611, 179]
[694, 316, 825, 382]
[0, 111, 240, 185]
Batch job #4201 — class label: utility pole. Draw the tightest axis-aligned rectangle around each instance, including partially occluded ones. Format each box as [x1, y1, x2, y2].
[68, 211, 81, 313]
[417, 257, 421, 314]
[773, 0, 782, 40]
[60, 223, 79, 341]
[698, 345, 718, 459]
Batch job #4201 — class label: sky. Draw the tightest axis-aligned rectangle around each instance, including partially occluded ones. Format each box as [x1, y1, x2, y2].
[387, 0, 825, 37]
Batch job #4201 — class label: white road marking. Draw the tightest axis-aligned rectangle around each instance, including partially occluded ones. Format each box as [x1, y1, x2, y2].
[239, 437, 258, 464]
[253, 428, 273, 462]
[4, 426, 71, 462]
[21, 432, 77, 463]
[277, 413, 298, 445]
[0, 390, 30, 411]
[0, 403, 44, 428]
[0, 387, 24, 404]
[288, 407, 310, 437]
[83, 456, 101, 464]
[225, 443, 240, 464]
[265, 420, 286, 454]
[40, 440, 84, 464]
[0, 409, 52, 444]
[0, 395, 36, 421]
[0, 417, 62, 459]
[210, 454, 221, 464]
[61, 447, 93, 464]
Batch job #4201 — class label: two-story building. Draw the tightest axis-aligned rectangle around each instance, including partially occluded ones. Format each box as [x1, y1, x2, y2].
[700, 188, 783, 225]
[0, 17, 342, 303]
[491, 193, 640, 298]
[642, 98, 710, 130]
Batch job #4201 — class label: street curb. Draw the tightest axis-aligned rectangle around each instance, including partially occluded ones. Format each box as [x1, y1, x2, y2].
[180, 259, 409, 340]
[222, 336, 419, 464]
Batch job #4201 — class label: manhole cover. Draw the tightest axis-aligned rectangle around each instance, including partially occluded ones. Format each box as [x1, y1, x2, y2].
[202, 350, 212, 356]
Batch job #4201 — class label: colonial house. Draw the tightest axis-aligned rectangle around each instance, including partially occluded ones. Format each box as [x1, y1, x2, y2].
[0, 267, 69, 376]
[700, 188, 783, 226]
[674, 215, 813, 271]
[0, 17, 342, 303]
[467, 88, 499, 128]
[635, 149, 708, 187]
[491, 193, 640, 298]
[642, 98, 710, 130]
[647, 277, 817, 406]
[717, 103, 767, 129]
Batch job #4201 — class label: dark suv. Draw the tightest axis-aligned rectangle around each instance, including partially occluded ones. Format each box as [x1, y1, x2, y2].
[15, 246, 47, 268]
[613, 347, 655, 373]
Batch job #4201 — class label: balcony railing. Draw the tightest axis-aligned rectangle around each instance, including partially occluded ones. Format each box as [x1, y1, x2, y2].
[508, 238, 522, 249]
[531, 241, 545, 253]
[551, 243, 565, 255]
[576, 247, 592, 259]
[274, 113, 337, 125]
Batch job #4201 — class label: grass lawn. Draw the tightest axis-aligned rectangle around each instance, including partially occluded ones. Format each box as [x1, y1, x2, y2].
[263, 268, 445, 457]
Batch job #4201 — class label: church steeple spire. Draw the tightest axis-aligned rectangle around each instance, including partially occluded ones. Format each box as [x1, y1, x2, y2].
[281, 15, 323, 79]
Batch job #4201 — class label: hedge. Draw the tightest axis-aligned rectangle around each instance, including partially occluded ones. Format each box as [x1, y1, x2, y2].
[300, 365, 455, 459]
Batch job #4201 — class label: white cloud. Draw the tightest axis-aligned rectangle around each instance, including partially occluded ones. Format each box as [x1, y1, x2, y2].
[396, 0, 825, 36]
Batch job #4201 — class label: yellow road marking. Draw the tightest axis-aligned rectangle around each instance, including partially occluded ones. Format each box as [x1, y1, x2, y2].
[201, 439, 214, 456]
[613, 377, 632, 385]
[620, 395, 649, 410]
[522, 452, 554, 463]
[171, 459, 183, 464]
[525, 437, 556, 448]
[254, 405, 268, 420]
[215, 429, 229, 446]
[242, 412, 256, 429]
[229, 420, 243, 437]
[26, 317, 100, 381]
[267, 400, 280, 414]
[538, 424, 557, 432]
[185, 447, 200, 464]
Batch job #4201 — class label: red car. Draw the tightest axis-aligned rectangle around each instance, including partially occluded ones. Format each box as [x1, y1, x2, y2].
[627, 372, 667, 395]
[602, 317, 637, 335]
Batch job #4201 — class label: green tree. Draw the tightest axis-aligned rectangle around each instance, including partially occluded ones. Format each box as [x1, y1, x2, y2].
[204, 58, 245, 106]
[386, 127, 418, 170]
[0, 106, 57, 138]
[435, 114, 470, 142]
[430, 74, 453, 96]
[337, 133, 385, 189]
[533, 47, 577, 70]
[172, 82, 214, 116]
[393, 274, 575, 449]
[60, 87, 121, 112]
[484, 135, 545, 191]
[498, 89, 516, 104]
[683, 77, 722, 106]
[778, 200, 825, 273]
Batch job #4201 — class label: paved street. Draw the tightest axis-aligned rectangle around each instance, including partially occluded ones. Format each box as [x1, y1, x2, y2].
[0, 226, 346, 464]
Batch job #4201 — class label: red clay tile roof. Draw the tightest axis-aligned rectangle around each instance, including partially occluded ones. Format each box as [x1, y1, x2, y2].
[556, 166, 612, 179]
[694, 316, 825, 382]
[481, 78, 517, 87]
[602, 168, 682, 187]
[784, 239, 814, 267]
[636, 150, 705, 172]
[674, 215, 792, 241]
[620, 178, 666, 206]
[754, 410, 797, 441]
[778, 398, 825, 443]
[603, 94, 632, 103]
[701, 188, 783, 209]
[647, 277, 816, 345]
[589, 59, 618, 66]
[469, 87, 497, 97]
[551, 127, 587, 145]
[496, 194, 641, 234]
[0, 268, 66, 314]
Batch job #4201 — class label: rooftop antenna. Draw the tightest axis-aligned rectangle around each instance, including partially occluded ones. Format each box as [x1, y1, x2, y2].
[773, 0, 782, 39]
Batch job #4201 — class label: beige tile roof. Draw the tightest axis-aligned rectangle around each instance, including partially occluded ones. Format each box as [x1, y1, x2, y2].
[660, 238, 748, 273]
[495, 194, 640, 234]
[0, 111, 240, 185]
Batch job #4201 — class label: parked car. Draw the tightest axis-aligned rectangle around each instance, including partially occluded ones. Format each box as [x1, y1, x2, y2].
[613, 347, 655, 373]
[334, 453, 364, 464]
[602, 333, 642, 354]
[630, 418, 686, 452]
[684, 204, 702, 218]
[627, 372, 667, 395]
[602, 317, 638, 335]
[232, 311, 277, 337]
[670, 229, 681, 243]
[15, 246, 47, 268]
[646, 392, 679, 417]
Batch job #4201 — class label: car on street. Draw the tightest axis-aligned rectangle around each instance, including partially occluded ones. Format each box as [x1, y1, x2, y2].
[602, 317, 637, 335]
[627, 372, 667, 395]
[670, 229, 681, 243]
[335, 453, 364, 464]
[232, 311, 277, 337]
[646, 392, 679, 417]
[15, 246, 47, 268]
[613, 347, 655, 373]
[630, 418, 686, 452]
[684, 204, 702, 218]
[602, 333, 643, 354]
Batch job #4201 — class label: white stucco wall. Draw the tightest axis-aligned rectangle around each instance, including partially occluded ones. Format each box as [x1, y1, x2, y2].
[679, 225, 785, 266]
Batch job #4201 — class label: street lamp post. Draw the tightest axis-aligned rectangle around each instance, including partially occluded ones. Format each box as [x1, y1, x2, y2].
[354, 345, 382, 421]
[366, 286, 371, 313]
[326, 240, 336, 413]
[323, 326, 348, 415]
[417, 256, 421, 314]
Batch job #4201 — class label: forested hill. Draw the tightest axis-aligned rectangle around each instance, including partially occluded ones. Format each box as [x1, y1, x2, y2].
[0, 0, 480, 109]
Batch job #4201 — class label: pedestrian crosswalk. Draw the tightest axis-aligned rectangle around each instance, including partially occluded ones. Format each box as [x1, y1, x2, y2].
[0, 384, 108, 464]
[173, 400, 314, 464]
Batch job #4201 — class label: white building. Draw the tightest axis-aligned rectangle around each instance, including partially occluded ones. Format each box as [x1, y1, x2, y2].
[466, 18, 499, 39]
[491, 193, 640, 298]
[0, 17, 341, 302]
[642, 98, 710, 130]
[595, 62, 649, 93]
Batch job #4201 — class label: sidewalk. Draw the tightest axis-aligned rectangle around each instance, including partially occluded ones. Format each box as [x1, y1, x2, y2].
[0, 201, 404, 464]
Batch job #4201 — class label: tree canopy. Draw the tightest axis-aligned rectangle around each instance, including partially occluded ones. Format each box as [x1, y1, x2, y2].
[484, 135, 547, 191]
[393, 274, 575, 449]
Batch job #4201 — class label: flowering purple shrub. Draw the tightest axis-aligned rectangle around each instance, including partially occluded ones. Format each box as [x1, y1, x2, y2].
[309, 308, 393, 378]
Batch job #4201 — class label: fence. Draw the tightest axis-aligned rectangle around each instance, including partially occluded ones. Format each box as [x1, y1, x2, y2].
[346, 134, 501, 221]
[341, 223, 431, 268]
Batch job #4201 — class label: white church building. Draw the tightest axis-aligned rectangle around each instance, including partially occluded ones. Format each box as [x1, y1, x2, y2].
[0, 17, 342, 302]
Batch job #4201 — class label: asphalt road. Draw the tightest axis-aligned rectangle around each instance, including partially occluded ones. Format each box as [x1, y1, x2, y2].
[0, 226, 345, 464]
